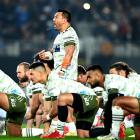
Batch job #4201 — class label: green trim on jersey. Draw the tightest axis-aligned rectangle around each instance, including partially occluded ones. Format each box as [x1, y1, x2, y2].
[108, 88, 118, 95]
[45, 97, 51, 101]
[32, 90, 42, 94]
[51, 96, 57, 101]
[64, 41, 75, 47]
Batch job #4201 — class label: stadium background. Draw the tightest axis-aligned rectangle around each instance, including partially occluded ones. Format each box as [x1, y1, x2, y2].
[0, 0, 140, 82]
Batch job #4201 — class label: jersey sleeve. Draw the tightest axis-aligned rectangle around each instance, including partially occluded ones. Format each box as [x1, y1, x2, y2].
[63, 31, 76, 47]
[42, 88, 51, 101]
[105, 74, 126, 94]
[31, 83, 44, 94]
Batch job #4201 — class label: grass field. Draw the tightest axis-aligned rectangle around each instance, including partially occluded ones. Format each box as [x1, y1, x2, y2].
[0, 128, 135, 140]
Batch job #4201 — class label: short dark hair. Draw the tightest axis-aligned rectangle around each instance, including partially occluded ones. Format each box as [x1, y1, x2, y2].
[78, 65, 86, 75]
[57, 9, 71, 22]
[29, 62, 46, 70]
[87, 65, 104, 74]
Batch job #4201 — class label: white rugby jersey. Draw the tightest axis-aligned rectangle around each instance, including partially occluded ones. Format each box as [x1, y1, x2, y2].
[128, 72, 140, 83]
[52, 26, 80, 80]
[26, 81, 50, 100]
[104, 74, 140, 98]
[25, 81, 33, 98]
[31, 83, 45, 94]
[0, 69, 25, 98]
[46, 74, 96, 97]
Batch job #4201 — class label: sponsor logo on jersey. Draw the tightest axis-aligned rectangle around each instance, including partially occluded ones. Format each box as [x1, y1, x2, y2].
[53, 44, 60, 52]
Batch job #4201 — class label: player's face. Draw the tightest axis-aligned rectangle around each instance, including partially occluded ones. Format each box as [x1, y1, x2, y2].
[30, 70, 41, 84]
[109, 68, 126, 77]
[53, 12, 65, 31]
[109, 68, 119, 75]
[77, 74, 87, 84]
[87, 70, 101, 88]
[16, 65, 28, 82]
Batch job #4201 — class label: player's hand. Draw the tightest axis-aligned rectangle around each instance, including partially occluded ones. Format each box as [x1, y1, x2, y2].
[38, 50, 46, 60]
[58, 70, 64, 77]
[26, 112, 34, 120]
[42, 113, 51, 123]
[42, 113, 47, 123]
[58, 68, 66, 78]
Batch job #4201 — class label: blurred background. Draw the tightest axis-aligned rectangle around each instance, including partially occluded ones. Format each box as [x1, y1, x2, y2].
[0, 0, 140, 81]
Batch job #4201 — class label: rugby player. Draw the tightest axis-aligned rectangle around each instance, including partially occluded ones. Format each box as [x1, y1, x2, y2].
[0, 69, 26, 136]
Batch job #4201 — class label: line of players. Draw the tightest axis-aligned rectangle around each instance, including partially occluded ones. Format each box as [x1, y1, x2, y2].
[1, 59, 140, 140]
[25, 60, 140, 140]
[0, 8, 140, 140]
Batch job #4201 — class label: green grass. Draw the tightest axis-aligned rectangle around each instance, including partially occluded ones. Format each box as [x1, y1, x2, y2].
[0, 128, 135, 140]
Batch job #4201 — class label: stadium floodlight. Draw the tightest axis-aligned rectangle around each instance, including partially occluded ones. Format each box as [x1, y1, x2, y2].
[83, 3, 91, 10]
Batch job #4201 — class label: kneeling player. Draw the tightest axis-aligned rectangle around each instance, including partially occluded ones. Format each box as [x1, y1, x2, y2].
[0, 69, 26, 136]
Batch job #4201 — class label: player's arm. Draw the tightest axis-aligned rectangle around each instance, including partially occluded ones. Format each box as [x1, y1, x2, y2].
[59, 44, 75, 76]
[26, 82, 44, 120]
[42, 98, 52, 123]
[26, 93, 40, 120]
[30, 93, 40, 117]
[45, 97, 58, 121]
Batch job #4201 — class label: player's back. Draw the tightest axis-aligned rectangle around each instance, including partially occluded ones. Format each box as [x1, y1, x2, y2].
[47, 74, 96, 96]
[104, 74, 140, 97]
[128, 72, 140, 83]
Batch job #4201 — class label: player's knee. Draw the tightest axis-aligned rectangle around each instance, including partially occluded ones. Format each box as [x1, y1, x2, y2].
[36, 109, 43, 115]
[77, 131, 89, 138]
[58, 94, 68, 105]
[6, 122, 22, 137]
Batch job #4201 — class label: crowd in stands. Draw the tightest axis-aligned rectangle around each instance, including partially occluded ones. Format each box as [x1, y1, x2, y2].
[0, 0, 140, 56]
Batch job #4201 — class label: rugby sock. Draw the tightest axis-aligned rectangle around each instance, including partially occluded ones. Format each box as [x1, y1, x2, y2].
[57, 120, 65, 135]
[57, 106, 68, 134]
[22, 128, 43, 137]
[48, 120, 58, 133]
[111, 106, 124, 137]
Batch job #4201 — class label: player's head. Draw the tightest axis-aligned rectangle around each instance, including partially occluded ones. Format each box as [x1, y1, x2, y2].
[16, 62, 30, 83]
[29, 62, 47, 84]
[77, 65, 87, 84]
[86, 65, 104, 88]
[109, 61, 135, 77]
[53, 9, 71, 31]
[57, 9, 71, 22]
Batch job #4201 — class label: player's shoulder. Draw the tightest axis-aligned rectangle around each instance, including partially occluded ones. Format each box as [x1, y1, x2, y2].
[105, 74, 126, 84]
[32, 83, 45, 88]
[106, 74, 125, 79]
[63, 26, 77, 37]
